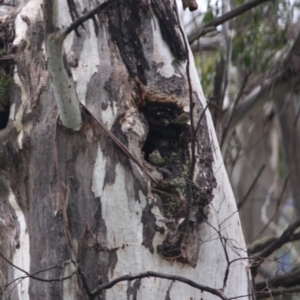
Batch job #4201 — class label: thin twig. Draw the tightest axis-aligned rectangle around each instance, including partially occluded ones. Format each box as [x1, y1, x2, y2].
[0, 252, 76, 283]
[62, 0, 116, 38]
[195, 100, 212, 134]
[248, 232, 300, 255]
[82, 105, 158, 183]
[221, 238, 230, 289]
[2, 264, 67, 292]
[55, 117, 78, 259]
[256, 285, 300, 299]
[77, 265, 92, 298]
[221, 72, 250, 149]
[250, 218, 300, 276]
[237, 163, 266, 210]
[188, 0, 271, 43]
[252, 174, 290, 240]
[90, 271, 228, 299]
[222, 30, 300, 141]
[259, 217, 300, 258]
[174, 0, 196, 247]
[255, 268, 300, 298]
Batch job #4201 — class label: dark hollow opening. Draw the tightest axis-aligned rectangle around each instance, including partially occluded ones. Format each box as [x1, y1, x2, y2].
[0, 104, 9, 129]
[141, 103, 191, 218]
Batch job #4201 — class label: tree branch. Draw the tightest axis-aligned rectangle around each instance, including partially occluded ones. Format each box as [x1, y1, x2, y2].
[62, 0, 116, 38]
[258, 218, 300, 259]
[190, 35, 223, 53]
[250, 218, 300, 276]
[248, 232, 300, 255]
[0, 252, 76, 283]
[91, 271, 228, 300]
[188, 0, 271, 43]
[256, 285, 300, 299]
[174, 0, 196, 248]
[221, 29, 300, 151]
[237, 163, 265, 210]
[82, 105, 158, 184]
[256, 268, 300, 295]
[221, 72, 250, 150]
[43, 0, 82, 130]
[252, 174, 290, 240]
[247, 236, 277, 255]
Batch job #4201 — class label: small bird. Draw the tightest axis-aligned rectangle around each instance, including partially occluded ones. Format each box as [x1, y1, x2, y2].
[148, 150, 164, 166]
[169, 112, 190, 125]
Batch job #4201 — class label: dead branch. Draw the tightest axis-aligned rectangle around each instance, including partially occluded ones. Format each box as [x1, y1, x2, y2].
[222, 29, 300, 151]
[174, 0, 196, 248]
[256, 286, 300, 299]
[258, 219, 300, 258]
[91, 271, 229, 300]
[252, 174, 290, 240]
[0, 252, 76, 283]
[237, 163, 266, 210]
[221, 72, 250, 149]
[82, 105, 158, 184]
[251, 218, 300, 275]
[63, 0, 115, 38]
[188, 0, 271, 43]
[248, 232, 300, 255]
[256, 268, 300, 297]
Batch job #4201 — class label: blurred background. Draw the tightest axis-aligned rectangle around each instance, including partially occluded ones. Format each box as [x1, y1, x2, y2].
[177, 0, 300, 298]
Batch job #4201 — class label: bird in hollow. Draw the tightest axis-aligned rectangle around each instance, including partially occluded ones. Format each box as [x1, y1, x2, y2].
[148, 150, 164, 166]
[169, 112, 190, 125]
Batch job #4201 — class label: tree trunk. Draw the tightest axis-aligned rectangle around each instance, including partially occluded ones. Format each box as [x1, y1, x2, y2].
[0, 0, 249, 299]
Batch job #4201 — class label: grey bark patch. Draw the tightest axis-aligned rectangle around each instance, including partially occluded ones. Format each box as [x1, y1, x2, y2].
[109, 112, 147, 191]
[127, 279, 141, 300]
[86, 72, 114, 116]
[104, 154, 117, 185]
[108, 250, 118, 278]
[141, 198, 157, 253]
[164, 282, 173, 300]
[150, 70, 186, 97]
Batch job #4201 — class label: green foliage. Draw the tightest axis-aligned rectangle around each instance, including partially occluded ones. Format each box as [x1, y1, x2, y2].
[203, 0, 220, 24]
[195, 0, 296, 97]
[194, 53, 217, 96]
[232, 2, 289, 74]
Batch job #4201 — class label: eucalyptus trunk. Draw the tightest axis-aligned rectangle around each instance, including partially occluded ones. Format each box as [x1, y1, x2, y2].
[0, 0, 248, 299]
